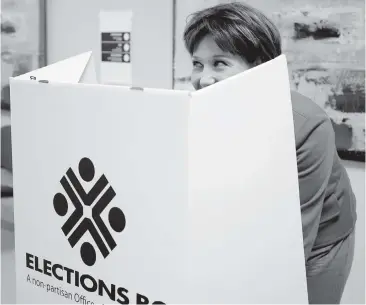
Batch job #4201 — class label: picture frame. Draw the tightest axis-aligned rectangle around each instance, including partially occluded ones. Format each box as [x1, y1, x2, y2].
[1, 0, 47, 197]
[1, 0, 47, 111]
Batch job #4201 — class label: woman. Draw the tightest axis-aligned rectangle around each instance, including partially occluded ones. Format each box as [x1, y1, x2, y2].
[183, 2, 357, 304]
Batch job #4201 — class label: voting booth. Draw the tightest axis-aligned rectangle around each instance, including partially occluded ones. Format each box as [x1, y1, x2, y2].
[9, 52, 309, 304]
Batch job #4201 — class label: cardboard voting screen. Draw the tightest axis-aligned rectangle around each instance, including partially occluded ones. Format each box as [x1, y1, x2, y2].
[10, 52, 308, 304]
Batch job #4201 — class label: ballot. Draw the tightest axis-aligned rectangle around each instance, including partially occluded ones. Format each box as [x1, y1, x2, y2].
[10, 51, 308, 304]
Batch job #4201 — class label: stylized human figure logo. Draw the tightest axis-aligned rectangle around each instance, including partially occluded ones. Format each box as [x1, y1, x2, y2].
[53, 157, 126, 266]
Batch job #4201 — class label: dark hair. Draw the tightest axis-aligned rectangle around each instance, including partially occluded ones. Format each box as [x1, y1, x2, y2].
[183, 2, 282, 64]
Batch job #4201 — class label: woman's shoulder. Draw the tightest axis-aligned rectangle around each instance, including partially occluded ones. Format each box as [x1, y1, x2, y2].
[290, 90, 334, 147]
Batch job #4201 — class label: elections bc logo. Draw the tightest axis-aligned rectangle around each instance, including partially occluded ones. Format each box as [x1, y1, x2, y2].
[53, 158, 126, 267]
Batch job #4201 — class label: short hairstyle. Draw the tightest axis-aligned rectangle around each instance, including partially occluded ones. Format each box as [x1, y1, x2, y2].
[183, 2, 282, 64]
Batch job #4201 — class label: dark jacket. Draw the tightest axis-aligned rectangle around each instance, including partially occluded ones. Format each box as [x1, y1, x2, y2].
[291, 91, 357, 261]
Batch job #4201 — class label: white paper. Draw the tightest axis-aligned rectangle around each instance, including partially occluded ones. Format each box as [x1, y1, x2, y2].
[14, 51, 94, 83]
[99, 11, 133, 86]
[10, 52, 308, 304]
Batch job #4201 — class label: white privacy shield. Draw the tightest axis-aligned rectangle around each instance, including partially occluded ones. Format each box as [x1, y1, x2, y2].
[10, 52, 308, 304]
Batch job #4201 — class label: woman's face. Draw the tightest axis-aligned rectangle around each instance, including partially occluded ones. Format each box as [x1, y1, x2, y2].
[190, 35, 252, 90]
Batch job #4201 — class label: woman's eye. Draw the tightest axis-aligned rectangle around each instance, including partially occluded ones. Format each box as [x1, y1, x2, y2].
[192, 61, 203, 68]
[214, 60, 227, 67]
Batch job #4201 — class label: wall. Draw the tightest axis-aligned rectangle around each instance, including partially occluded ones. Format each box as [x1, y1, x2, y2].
[46, 0, 173, 89]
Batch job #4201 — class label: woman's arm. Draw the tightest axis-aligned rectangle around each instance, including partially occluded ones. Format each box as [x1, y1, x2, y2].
[296, 115, 335, 261]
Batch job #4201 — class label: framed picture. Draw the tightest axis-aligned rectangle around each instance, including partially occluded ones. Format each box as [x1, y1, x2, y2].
[1, 0, 47, 111]
[173, 0, 365, 162]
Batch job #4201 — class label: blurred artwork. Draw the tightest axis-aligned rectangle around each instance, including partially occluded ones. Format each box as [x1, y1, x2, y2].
[1, 0, 46, 110]
[173, 0, 365, 161]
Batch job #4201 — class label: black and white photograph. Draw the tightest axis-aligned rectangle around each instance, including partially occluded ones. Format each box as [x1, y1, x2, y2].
[1, 1, 365, 304]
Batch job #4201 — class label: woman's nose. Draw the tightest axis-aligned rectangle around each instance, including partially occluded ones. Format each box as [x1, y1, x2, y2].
[199, 75, 217, 88]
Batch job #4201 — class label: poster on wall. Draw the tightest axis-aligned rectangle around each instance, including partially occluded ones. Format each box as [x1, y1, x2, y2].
[9, 52, 308, 304]
[1, 0, 46, 110]
[1, 0, 46, 201]
[99, 11, 132, 86]
[173, 0, 365, 161]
